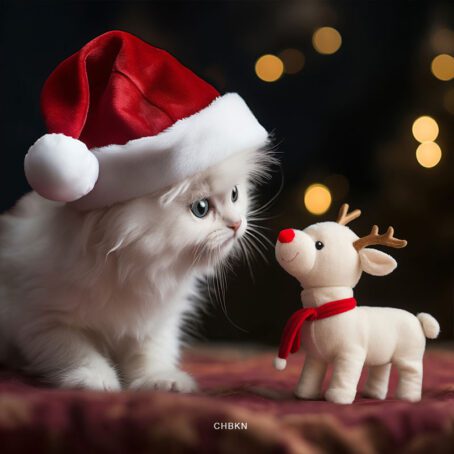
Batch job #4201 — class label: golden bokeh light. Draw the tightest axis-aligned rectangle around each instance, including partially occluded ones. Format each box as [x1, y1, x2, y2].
[304, 184, 332, 215]
[430, 28, 454, 54]
[416, 142, 442, 168]
[279, 48, 305, 74]
[312, 27, 342, 55]
[255, 54, 284, 82]
[431, 54, 454, 81]
[411, 116, 439, 143]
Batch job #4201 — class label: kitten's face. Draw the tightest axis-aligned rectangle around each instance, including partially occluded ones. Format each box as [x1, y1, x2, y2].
[98, 148, 271, 273]
[156, 152, 254, 269]
[169, 182, 249, 267]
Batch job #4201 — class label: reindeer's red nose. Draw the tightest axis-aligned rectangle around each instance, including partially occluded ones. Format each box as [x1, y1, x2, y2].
[278, 229, 295, 243]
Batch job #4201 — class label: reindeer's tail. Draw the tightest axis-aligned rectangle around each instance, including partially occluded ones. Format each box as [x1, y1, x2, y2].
[417, 313, 440, 339]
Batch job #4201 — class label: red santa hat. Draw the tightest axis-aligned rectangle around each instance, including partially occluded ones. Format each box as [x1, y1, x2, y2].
[24, 30, 268, 210]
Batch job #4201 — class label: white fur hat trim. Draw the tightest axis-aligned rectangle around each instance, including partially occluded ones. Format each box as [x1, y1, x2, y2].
[24, 93, 268, 209]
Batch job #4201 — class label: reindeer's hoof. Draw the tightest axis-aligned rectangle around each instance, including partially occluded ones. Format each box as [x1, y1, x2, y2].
[395, 389, 421, 402]
[294, 387, 322, 400]
[362, 387, 387, 400]
[325, 388, 355, 404]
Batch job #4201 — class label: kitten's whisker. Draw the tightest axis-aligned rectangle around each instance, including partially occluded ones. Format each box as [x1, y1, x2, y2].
[246, 229, 270, 251]
[248, 180, 283, 224]
[249, 166, 284, 214]
[215, 259, 248, 334]
[238, 238, 255, 283]
[191, 243, 203, 267]
[247, 226, 275, 249]
[247, 207, 280, 221]
[244, 231, 269, 264]
[191, 241, 208, 268]
[241, 234, 259, 262]
[218, 264, 227, 309]
[247, 216, 274, 224]
[191, 229, 229, 269]
[215, 248, 225, 302]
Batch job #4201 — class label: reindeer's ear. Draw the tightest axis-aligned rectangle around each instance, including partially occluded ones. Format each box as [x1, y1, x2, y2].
[359, 248, 397, 276]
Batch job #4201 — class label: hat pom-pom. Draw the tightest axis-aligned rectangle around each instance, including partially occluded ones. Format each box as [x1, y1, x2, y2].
[274, 357, 287, 371]
[24, 134, 99, 202]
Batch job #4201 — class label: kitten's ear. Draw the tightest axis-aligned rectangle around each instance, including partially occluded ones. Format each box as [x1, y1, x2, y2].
[160, 180, 191, 206]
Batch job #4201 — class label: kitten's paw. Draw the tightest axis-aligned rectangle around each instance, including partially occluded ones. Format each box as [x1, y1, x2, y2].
[59, 364, 121, 391]
[129, 369, 198, 393]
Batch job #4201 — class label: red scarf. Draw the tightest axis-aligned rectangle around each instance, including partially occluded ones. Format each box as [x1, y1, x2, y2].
[277, 298, 357, 362]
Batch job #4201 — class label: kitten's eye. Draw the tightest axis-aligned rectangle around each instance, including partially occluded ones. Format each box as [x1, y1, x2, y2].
[190, 199, 210, 218]
[315, 241, 324, 250]
[231, 185, 239, 203]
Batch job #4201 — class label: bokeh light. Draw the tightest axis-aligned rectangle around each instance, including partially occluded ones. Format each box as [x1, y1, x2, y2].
[416, 142, 442, 168]
[430, 28, 454, 54]
[255, 54, 284, 82]
[431, 54, 454, 81]
[312, 27, 342, 55]
[411, 116, 439, 142]
[279, 48, 305, 74]
[304, 184, 332, 215]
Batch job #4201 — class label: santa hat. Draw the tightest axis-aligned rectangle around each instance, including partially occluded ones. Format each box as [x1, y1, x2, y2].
[24, 30, 268, 210]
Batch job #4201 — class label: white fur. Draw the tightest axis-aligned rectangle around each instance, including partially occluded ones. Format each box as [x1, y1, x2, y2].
[25, 94, 267, 209]
[0, 148, 273, 391]
[275, 221, 439, 404]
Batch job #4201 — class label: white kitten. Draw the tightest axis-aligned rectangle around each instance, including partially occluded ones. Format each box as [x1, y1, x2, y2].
[0, 148, 273, 391]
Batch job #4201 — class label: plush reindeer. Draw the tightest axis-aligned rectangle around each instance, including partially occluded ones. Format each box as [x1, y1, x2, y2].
[274, 204, 439, 404]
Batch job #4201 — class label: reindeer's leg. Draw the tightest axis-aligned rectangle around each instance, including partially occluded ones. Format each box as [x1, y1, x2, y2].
[325, 352, 365, 404]
[394, 359, 423, 402]
[294, 355, 327, 399]
[362, 364, 391, 400]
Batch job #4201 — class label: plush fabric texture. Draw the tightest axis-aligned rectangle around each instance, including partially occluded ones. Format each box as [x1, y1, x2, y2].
[0, 345, 453, 454]
[275, 219, 440, 404]
[24, 30, 268, 208]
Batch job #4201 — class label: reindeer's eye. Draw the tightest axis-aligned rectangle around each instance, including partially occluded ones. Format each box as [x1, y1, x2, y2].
[315, 241, 324, 250]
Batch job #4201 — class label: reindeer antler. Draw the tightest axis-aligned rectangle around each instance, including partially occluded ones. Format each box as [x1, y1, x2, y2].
[353, 225, 408, 251]
[337, 203, 362, 226]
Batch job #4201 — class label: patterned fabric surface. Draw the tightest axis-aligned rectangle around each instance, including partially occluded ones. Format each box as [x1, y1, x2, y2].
[1, 345, 453, 453]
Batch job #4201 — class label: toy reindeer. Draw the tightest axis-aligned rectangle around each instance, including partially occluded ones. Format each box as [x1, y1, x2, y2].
[274, 204, 439, 404]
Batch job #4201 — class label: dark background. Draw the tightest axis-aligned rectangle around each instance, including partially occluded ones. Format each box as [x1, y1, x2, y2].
[1, 0, 453, 344]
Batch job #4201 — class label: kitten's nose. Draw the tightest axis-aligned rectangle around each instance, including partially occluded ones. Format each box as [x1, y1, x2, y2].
[278, 229, 295, 243]
[228, 220, 242, 232]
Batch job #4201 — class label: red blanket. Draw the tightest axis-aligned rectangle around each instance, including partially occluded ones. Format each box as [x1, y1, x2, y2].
[1, 346, 453, 453]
